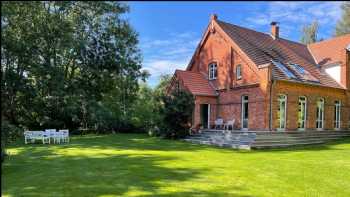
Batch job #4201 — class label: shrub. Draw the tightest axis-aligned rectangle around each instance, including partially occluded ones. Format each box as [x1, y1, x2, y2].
[160, 89, 194, 139]
[1, 120, 23, 146]
[1, 120, 23, 163]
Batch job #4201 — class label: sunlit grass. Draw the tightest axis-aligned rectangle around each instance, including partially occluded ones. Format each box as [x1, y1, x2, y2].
[2, 134, 350, 197]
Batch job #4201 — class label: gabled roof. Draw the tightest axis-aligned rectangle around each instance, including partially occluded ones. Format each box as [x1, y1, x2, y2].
[308, 34, 350, 66]
[215, 20, 344, 89]
[175, 70, 216, 96]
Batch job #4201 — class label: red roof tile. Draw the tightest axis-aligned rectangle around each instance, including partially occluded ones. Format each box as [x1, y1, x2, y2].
[308, 34, 350, 66]
[175, 70, 217, 96]
[216, 20, 345, 89]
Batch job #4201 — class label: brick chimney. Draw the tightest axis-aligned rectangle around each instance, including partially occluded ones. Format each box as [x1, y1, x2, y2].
[210, 14, 218, 21]
[270, 22, 279, 40]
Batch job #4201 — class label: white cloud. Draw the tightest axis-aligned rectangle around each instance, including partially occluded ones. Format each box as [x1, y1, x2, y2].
[245, 1, 343, 38]
[139, 31, 200, 86]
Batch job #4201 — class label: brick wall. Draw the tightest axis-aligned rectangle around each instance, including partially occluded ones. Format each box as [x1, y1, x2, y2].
[272, 80, 350, 130]
[193, 96, 217, 127]
[217, 85, 269, 130]
[188, 23, 271, 130]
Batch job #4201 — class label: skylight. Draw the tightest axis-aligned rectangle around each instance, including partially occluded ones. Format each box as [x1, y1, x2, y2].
[271, 60, 297, 79]
[289, 63, 320, 83]
[291, 64, 305, 74]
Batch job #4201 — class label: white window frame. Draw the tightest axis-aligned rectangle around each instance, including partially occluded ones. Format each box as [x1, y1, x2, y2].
[298, 96, 307, 131]
[316, 98, 325, 130]
[277, 94, 287, 131]
[208, 63, 217, 80]
[241, 95, 249, 130]
[236, 64, 242, 80]
[334, 100, 341, 130]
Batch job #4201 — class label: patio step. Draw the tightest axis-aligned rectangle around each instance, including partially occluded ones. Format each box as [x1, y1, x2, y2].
[183, 130, 350, 149]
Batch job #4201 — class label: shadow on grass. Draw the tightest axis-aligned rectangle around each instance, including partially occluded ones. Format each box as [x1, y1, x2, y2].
[3, 134, 350, 196]
[2, 134, 252, 197]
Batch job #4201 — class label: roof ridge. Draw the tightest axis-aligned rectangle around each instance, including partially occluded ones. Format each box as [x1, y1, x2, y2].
[309, 34, 350, 46]
[217, 20, 271, 38]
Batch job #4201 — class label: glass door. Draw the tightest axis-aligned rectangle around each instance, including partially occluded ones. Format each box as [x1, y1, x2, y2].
[241, 96, 249, 130]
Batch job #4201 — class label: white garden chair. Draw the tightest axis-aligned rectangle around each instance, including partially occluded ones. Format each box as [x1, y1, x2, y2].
[59, 130, 69, 143]
[45, 129, 59, 144]
[224, 119, 235, 131]
[42, 130, 51, 144]
[24, 131, 33, 144]
[214, 118, 224, 129]
[24, 131, 49, 144]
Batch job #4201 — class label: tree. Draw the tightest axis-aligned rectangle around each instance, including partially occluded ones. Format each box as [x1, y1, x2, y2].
[300, 21, 319, 44]
[130, 83, 158, 132]
[335, 2, 350, 36]
[1, 2, 146, 138]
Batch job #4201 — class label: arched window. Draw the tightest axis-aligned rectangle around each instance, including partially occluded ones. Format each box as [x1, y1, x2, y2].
[334, 100, 341, 129]
[298, 96, 307, 130]
[316, 98, 325, 129]
[236, 64, 242, 80]
[208, 63, 217, 80]
[277, 94, 287, 130]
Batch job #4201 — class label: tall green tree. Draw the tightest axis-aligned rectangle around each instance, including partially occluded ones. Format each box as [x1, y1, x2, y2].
[300, 21, 319, 44]
[335, 2, 350, 36]
[1, 2, 146, 134]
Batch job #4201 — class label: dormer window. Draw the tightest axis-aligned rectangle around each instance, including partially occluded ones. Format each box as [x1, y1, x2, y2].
[236, 64, 242, 80]
[208, 63, 217, 80]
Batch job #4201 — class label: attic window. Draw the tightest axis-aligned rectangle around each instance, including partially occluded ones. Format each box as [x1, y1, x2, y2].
[208, 62, 217, 80]
[271, 60, 297, 79]
[236, 64, 242, 80]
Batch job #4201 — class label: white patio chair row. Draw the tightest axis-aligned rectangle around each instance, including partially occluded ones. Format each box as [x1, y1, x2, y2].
[214, 118, 235, 131]
[24, 129, 69, 144]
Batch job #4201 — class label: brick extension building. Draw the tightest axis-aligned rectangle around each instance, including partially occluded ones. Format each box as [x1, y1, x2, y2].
[168, 14, 350, 131]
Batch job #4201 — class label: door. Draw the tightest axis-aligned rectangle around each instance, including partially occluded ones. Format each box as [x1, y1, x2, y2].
[241, 96, 249, 130]
[200, 104, 210, 129]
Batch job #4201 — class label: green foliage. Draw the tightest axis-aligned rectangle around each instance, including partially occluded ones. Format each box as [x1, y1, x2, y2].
[1, 1, 194, 143]
[300, 21, 319, 44]
[335, 2, 350, 36]
[1, 120, 22, 147]
[1, 2, 146, 140]
[130, 83, 158, 132]
[160, 89, 194, 139]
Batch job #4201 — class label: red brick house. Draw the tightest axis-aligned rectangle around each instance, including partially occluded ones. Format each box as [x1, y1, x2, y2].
[168, 14, 350, 132]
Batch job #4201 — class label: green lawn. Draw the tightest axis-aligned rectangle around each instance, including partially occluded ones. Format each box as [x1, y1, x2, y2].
[2, 134, 350, 197]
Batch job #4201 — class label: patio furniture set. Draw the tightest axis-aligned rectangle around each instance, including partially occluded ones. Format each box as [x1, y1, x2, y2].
[24, 129, 69, 144]
[213, 118, 235, 130]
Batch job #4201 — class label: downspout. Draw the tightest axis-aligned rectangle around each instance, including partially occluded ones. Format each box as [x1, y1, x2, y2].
[269, 65, 274, 131]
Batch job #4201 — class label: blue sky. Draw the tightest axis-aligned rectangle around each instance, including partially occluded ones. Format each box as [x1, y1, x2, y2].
[125, 1, 343, 87]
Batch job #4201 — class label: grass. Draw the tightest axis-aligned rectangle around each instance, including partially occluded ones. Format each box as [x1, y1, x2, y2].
[2, 134, 350, 197]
